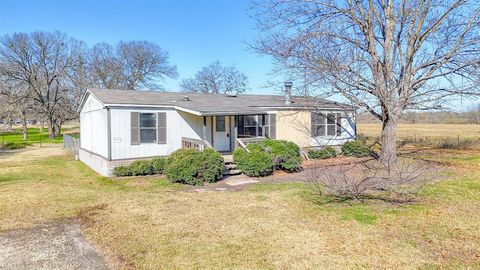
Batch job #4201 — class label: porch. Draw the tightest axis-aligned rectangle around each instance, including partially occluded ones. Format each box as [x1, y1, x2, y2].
[181, 114, 275, 153]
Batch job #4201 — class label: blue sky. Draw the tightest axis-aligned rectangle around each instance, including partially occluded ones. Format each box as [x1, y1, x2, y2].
[0, 0, 280, 94]
[1, 0, 477, 111]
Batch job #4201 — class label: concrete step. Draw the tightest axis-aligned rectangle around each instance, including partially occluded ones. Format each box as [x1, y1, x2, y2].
[224, 164, 237, 170]
[223, 155, 234, 164]
[223, 169, 242, 176]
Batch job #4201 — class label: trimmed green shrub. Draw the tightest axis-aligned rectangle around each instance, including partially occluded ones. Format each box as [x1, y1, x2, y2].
[113, 166, 132, 177]
[3, 141, 32, 150]
[113, 157, 166, 177]
[341, 140, 370, 157]
[261, 139, 302, 172]
[164, 148, 224, 185]
[151, 157, 166, 174]
[201, 148, 225, 183]
[233, 139, 302, 176]
[233, 147, 273, 177]
[307, 147, 337, 159]
[130, 160, 155, 175]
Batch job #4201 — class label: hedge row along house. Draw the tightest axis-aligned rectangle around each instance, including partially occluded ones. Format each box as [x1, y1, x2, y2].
[78, 83, 356, 176]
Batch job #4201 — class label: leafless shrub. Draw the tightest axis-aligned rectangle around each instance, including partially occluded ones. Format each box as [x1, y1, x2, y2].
[306, 158, 427, 204]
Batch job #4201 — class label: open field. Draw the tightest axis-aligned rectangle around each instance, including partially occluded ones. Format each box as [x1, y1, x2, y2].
[0, 128, 63, 145]
[1, 144, 480, 269]
[358, 123, 480, 139]
[0, 126, 79, 146]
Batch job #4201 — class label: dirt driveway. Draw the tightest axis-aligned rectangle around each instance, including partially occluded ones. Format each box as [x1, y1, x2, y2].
[0, 221, 109, 270]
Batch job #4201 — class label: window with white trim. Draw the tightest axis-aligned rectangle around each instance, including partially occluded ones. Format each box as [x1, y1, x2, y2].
[312, 112, 342, 137]
[237, 114, 272, 138]
[140, 113, 157, 143]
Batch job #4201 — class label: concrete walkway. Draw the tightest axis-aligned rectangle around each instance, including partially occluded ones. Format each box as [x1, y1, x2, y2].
[0, 221, 109, 270]
[188, 170, 310, 192]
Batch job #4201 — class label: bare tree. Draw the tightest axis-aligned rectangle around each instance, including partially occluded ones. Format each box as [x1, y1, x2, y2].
[0, 31, 86, 139]
[180, 60, 249, 94]
[0, 81, 32, 140]
[466, 103, 480, 124]
[252, 0, 480, 164]
[307, 158, 426, 203]
[89, 41, 178, 90]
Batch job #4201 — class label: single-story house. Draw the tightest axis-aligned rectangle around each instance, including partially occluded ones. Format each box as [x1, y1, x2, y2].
[78, 86, 356, 176]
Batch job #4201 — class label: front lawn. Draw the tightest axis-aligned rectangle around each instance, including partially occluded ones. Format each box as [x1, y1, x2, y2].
[0, 145, 479, 269]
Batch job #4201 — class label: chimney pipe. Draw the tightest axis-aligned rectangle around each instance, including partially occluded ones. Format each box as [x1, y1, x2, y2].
[284, 81, 293, 105]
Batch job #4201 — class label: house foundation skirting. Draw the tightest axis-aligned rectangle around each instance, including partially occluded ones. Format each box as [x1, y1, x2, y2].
[79, 149, 145, 177]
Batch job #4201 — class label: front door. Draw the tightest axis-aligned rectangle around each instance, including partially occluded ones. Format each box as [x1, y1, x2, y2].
[214, 116, 230, 152]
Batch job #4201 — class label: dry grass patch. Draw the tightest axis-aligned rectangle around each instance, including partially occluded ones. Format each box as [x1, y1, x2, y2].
[358, 123, 480, 139]
[1, 145, 479, 269]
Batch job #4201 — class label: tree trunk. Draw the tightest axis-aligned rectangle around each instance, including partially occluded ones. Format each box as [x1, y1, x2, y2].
[21, 110, 28, 141]
[4, 117, 12, 133]
[48, 118, 55, 140]
[55, 120, 62, 137]
[380, 118, 397, 165]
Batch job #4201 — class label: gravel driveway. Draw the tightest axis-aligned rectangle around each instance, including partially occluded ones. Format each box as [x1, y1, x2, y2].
[0, 221, 109, 270]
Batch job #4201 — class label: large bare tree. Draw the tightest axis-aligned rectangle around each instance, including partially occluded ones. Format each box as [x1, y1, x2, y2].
[180, 60, 249, 94]
[0, 31, 86, 139]
[89, 41, 178, 90]
[252, 0, 480, 163]
[0, 81, 32, 140]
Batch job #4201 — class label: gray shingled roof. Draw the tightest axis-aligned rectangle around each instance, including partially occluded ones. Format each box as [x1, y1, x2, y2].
[86, 88, 355, 115]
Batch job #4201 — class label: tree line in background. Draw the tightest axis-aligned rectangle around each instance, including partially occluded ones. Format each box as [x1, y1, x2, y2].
[358, 104, 480, 125]
[0, 31, 249, 140]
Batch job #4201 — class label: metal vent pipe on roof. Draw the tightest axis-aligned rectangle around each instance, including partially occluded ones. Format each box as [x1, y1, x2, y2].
[284, 81, 293, 105]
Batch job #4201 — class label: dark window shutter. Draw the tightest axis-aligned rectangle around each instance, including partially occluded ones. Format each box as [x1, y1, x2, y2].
[336, 113, 342, 136]
[157, 112, 167, 144]
[269, 114, 276, 139]
[131, 112, 140, 145]
[311, 112, 316, 137]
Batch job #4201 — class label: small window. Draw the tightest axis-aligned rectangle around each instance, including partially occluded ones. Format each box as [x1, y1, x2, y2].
[236, 114, 269, 138]
[216, 116, 226, 132]
[140, 113, 157, 143]
[312, 112, 342, 137]
[313, 113, 326, 136]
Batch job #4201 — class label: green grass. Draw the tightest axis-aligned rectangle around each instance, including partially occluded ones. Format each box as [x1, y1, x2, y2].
[0, 128, 66, 145]
[341, 205, 378, 224]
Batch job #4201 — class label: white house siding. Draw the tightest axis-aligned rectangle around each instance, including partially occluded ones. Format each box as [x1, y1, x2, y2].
[110, 108, 203, 160]
[79, 148, 111, 176]
[79, 95, 108, 158]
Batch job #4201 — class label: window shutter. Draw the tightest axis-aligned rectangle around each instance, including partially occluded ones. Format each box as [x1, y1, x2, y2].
[131, 112, 140, 145]
[269, 114, 276, 138]
[336, 113, 342, 136]
[157, 112, 167, 144]
[311, 112, 316, 137]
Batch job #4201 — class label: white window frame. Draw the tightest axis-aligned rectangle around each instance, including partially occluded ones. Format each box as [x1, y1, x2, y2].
[313, 112, 342, 137]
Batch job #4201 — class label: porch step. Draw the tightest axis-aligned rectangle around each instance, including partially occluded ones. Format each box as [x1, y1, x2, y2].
[222, 154, 241, 176]
[223, 154, 234, 164]
[225, 163, 237, 170]
[224, 169, 242, 176]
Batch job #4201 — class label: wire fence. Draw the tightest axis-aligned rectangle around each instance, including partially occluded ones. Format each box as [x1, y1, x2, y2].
[361, 134, 480, 150]
[63, 134, 80, 157]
